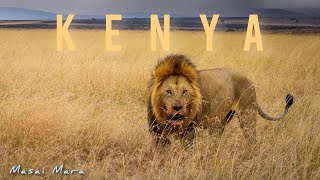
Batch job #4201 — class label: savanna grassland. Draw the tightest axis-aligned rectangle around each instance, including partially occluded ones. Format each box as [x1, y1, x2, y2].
[0, 29, 319, 179]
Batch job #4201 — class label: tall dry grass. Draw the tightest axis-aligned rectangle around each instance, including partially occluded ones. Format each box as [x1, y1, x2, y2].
[0, 29, 319, 179]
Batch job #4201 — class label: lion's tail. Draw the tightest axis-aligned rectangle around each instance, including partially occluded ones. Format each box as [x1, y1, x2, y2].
[258, 94, 294, 121]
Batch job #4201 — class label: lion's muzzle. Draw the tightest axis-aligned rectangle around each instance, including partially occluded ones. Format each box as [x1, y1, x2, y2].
[167, 114, 186, 126]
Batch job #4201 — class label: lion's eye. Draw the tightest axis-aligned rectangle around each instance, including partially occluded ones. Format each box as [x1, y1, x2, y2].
[183, 90, 188, 94]
[166, 90, 172, 95]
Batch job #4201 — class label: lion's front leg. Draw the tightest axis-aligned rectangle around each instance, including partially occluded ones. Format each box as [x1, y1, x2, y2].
[149, 121, 171, 149]
[153, 135, 171, 148]
[150, 128, 171, 149]
[178, 127, 196, 148]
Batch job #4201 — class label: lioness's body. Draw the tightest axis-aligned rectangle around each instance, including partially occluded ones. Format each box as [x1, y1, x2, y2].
[148, 55, 293, 147]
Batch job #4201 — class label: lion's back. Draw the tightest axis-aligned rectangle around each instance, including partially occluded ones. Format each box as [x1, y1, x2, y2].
[197, 68, 255, 117]
[198, 68, 236, 100]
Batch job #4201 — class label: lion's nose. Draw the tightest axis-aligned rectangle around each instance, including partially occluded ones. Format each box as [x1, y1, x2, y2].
[172, 106, 183, 111]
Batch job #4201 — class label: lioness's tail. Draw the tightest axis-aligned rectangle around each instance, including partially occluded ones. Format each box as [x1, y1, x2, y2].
[258, 94, 294, 121]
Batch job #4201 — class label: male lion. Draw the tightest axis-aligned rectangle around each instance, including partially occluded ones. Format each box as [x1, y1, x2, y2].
[147, 54, 294, 147]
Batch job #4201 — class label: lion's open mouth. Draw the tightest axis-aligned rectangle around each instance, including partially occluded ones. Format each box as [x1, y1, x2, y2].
[168, 114, 185, 121]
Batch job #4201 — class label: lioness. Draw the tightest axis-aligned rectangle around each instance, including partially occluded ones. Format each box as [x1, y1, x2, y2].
[147, 54, 294, 147]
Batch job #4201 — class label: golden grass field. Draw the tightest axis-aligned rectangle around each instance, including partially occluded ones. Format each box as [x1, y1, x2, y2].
[0, 29, 319, 179]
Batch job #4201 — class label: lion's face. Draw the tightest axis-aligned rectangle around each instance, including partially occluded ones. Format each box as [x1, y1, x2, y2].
[151, 75, 201, 127]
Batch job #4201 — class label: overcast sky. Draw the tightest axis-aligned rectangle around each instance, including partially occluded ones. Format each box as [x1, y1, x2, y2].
[1, 0, 319, 15]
